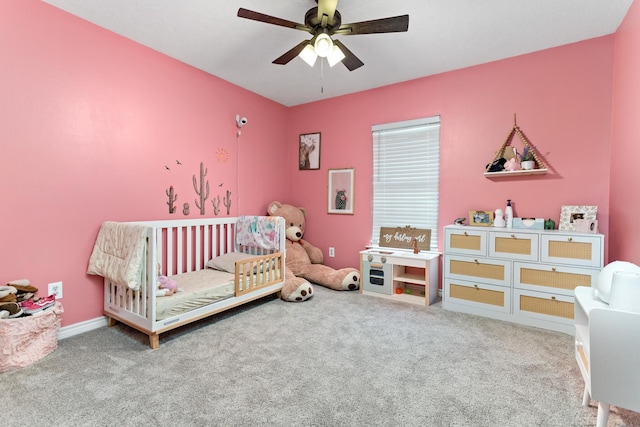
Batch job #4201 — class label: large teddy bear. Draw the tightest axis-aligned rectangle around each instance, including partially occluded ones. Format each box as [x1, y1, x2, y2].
[268, 201, 360, 301]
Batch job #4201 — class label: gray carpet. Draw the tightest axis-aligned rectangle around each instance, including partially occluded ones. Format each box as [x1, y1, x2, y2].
[2, 286, 639, 427]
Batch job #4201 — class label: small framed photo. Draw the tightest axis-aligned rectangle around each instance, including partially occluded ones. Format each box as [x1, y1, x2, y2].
[559, 205, 598, 231]
[299, 132, 320, 170]
[469, 210, 494, 226]
[328, 168, 354, 214]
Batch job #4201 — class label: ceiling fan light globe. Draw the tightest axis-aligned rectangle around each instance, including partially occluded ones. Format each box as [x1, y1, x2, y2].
[327, 45, 345, 67]
[299, 44, 318, 67]
[314, 33, 333, 57]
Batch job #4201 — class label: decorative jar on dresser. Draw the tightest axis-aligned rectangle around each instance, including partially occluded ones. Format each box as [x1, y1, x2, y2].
[442, 225, 604, 334]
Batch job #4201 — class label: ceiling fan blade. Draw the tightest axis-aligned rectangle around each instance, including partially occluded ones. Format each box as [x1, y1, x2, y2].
[272, 40, 310, 65]
[333, 39, 364, 71]
[334, 15, 409, 35]
[238, 8, 310, 33]
[317, 0, 339, 26]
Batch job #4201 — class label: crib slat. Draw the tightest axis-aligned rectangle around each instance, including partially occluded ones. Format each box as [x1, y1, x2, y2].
[166, 227, 173, 276]
[195, 225, 201, 270]
[186, 225, 193, 273]
[177, 226, 184, 274]
[203, 225, 210, 266]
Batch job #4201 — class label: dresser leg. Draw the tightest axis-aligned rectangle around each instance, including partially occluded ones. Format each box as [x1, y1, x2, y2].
[582, 385, 590, 406]
[596, 402, 610, 427]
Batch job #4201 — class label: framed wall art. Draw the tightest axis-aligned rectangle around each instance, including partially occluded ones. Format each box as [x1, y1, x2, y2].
[469, 210, 494, 226]
[328, 168, 354, 214]
[559, 205, 598, 231]
[299, 132, 320, 170]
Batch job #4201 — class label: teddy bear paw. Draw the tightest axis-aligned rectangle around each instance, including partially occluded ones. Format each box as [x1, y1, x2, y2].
[283, 282, 314, 302]
[341, 272, 360, 291]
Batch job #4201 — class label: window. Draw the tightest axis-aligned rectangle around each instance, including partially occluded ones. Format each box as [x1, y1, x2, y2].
[371, 116, 440, 250]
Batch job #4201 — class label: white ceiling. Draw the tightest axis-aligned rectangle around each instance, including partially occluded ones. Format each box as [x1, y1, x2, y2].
[42, 0, 633, 107]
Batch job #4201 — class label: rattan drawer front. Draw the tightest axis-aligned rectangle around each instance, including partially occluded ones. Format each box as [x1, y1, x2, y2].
[541, 234, 603, 268]
[549, 241, 590, 260]
[444, 228, 487, 256]
[445, 255, 509, 286]
[514, 289, 575, 325]
[450, 234, 481, 250]
[520, 268, 590, 290]
[576, 345, 589, 374]
[490, 232, 539, 261]
[514, 262, 598, 295]
[450, 283, 504, 307]
[496, 237, 530, 254]
[520, 295, 573, 319]
[444, 278, 511, 313]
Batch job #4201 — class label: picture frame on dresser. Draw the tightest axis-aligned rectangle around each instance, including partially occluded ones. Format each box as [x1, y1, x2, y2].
[469, 210, 494, 226]
[559, 205, 597, 231]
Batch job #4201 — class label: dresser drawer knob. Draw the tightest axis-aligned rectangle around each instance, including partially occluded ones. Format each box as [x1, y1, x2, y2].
[511, 234, 516, 238]
[551, 267, 557, 272]
[381, 257, 387, 263]
[568, 237, 573, 242]
[367, 254, 373, 262]
[463, 232, 468, 236]
[474, 284, 479, 289]
[474, 259, 479, 264]
[551, 296, 556, 300]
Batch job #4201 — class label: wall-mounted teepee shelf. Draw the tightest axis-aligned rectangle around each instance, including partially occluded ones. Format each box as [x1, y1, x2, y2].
[484, 114, 547, 178]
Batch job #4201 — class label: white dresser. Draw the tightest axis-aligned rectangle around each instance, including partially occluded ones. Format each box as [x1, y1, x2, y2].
[574, 286, 640, 427]
[443, 225, 604, 334]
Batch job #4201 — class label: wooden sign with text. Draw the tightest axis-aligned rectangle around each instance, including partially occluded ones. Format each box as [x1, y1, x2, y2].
[379, 226, 432, 251]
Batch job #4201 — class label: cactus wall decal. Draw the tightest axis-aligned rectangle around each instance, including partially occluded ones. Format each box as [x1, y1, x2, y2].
[223, 190, 232, 215]
[183, 203, 190, 216]
[166, 186, 178, 214]
[192, 161, 210, 215]
[211, 195, 221, 216]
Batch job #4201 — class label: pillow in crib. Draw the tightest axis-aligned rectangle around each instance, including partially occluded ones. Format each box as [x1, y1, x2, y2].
[206, 252, 255, 273]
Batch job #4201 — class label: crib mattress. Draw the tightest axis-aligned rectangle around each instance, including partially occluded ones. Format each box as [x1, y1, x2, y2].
[156, 269, 234, 321]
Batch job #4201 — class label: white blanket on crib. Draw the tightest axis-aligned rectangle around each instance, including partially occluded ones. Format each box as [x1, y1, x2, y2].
[87, 221, 148, 290]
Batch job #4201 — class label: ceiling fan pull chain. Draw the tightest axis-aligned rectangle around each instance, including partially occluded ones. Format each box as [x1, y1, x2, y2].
[321, 59, 325, 93]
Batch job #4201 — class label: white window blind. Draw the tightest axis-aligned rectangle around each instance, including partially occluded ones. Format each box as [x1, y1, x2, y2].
[371, 116, 440, 250]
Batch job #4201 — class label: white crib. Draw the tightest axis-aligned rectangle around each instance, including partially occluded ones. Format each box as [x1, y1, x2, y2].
[99, 216, 285, 349]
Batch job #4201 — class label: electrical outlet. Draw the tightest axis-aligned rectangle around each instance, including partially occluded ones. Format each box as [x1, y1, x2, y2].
[328, 247, 335, 257]
[48, 281, 63, 299]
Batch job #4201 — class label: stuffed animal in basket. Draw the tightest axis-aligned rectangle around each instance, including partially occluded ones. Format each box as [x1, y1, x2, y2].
[267, 201, 360, 299]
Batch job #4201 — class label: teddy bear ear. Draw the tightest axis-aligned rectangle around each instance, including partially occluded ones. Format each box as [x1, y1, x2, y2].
[299, 207, 307, 218]
[267, 201, 282, 216]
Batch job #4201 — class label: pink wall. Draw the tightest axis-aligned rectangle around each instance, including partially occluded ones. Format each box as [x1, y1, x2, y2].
[610, 1, 640, 264]
[0, 0, 630, 330]
[287, 37, 615, 271]
[0, 0, 289, 326]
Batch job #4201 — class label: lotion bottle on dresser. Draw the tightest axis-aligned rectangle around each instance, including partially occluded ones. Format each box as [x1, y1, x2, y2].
[505, 199, 513, 228]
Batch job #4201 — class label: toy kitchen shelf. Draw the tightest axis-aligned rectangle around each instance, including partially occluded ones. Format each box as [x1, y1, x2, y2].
[359, 248, 440, 306]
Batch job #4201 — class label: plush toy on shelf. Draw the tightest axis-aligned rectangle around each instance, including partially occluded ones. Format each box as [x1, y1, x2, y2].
[267, 201, 360, 301]
[504, 157, 521, 171]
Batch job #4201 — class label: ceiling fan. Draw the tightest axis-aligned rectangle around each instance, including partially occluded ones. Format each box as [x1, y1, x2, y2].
[237, 0, 409, 71]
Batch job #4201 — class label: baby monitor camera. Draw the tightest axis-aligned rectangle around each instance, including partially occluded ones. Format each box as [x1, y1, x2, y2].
[236, 115, 248, 128]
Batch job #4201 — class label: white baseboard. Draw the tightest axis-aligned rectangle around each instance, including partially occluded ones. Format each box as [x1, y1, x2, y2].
[58, 316, 108, 340]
